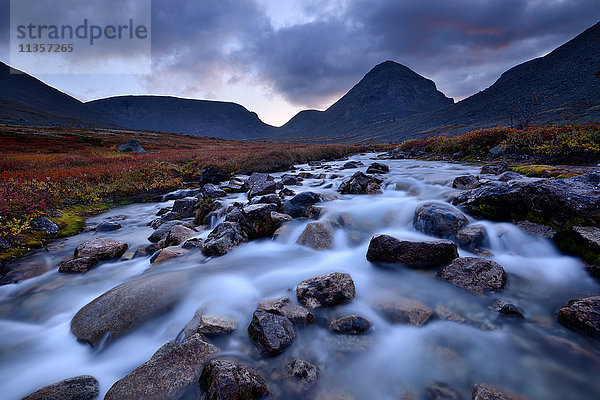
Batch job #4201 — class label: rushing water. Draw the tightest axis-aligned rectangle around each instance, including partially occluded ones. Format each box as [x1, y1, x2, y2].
[1, 154, 599, 399]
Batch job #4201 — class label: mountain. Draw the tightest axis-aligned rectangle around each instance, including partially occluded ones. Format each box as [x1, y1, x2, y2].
[0, 62, 119, 128]
[86, 96, 275, 140]
[282, 61, 454, 138]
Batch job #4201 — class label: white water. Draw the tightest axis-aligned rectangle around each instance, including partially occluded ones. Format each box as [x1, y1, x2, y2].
[1, 154, 599, 399]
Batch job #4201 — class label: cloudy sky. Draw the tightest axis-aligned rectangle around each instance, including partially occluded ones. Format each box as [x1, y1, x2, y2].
[1, 0, 599, 126]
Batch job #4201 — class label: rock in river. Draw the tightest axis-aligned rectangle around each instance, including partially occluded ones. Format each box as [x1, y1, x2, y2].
[472, 383, 530, 400]
[330, 315, 371, 334]
[338, 172, 383, 195]
[74, 238, 128, 260]
[71, 271, 189, 346]
[557, 296, 600, 338]
[452, 175, 479, 190]
[413, 202, 469, 239]
[438, 257, 507, 295]
[281, 191, 322, 218]
[248, 310, 296, 356]
[297, 221, 335, 250]
[201, 221, 248, 257]
[21, 375, 99, 400]
[366, 235, 457, 268]
[199, 359, 269, 400]
[296, 272, 356, 308]
[172, 197, 198, 218]
[257, 297, 314, 325]
[197, 315, 238, 335]
[285, 359, 319, 394]
[456, 224, 487, 251]
[105, 334, 218, 400]
[375, 296, 433, 326]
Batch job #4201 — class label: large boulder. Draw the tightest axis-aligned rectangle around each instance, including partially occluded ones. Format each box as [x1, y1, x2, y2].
[338, 172, 383, 195]
[297, 221, 335, 250]
[201, 222, 248, 257]
[296, 272, 356, 308]
[438, 257, 507, 295]
[202, 183, 227, 199]
[225, 204, 280, 239]
[165, 225, 196, 246]
[281, 192, 322, 218]
[557, 296, 600, 338]
[74, 238, 128, 260]
[456, 224, 487, 251]
[199, 359, 269, 400]
[257, 297, 314, 325]
[247, 310, 296, 356]
[246, 173, 276, 198]
[366, 162, 390, 174]
[560, 226, 600, 265]
[21, 375, 99, 400]
[148, 221, 181, 243]
[31, 216, 59, 234]
[172, 197, 197, 218]
[472, 383, 530, 400]
[105, 334, 218, 400]
[375, 296, 433, 326]
[452, 175, 479, 190]
[71, 271, 189, 346]
[366, 235, 458, 268]
[413, 202, 469, 239]
[118, 139, 146, 153]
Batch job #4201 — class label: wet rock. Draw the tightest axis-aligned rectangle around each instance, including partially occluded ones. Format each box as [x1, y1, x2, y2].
[366, 162, 390, 174]
[0, 262, 54, 285]
[452, 175, 479, 190]
[280, 174, 300, 186]
[480, 162, 508, 175]
[341, 161, 360, 169]
[296, 272, 356, 308]
[557, 296, 600, 338]
[248, 180, 277, 198]
[281, 191, 322, 218]
[330, 315, 371, 334]
[271, 211, 293, 226]
[456, 224, 487, 251]
[74, 238, 128, 260]
[30, 216, 59, 234]
[150, 246, 187, 265]
[366, 235, 458, 268]
[182, 237, 204, 249]
[197, 315, 238, 335]
[150, 211, 182, 228]
[285, 359, 319, 394]
[202, 183, 227, 199]
[133, 244, 159, 259]
[21, 375, 99, 400]
[338, 172, 383, 195]
[494, 300, 525, 319]
[366, 182, 383, 195]
[200, 359, 269, 400]
[0, 236, 10, 249]
[375, 297, 433, 326]
[94, 221, 122, 232]
[272, 225, 291, 241]
[498, 171, 522, 182]
[472, 383, 530, 400]
[172, 197, 197, 218]
[279, 188, 296, 197]
[413, 202, 469, 239]
[297, 221, 335, 250]
[438, 257, 507, 295]
[298, 172, 314, 179]
[308, 160, 323, 167]
[201, 167, 229, 184]
[425, 381, 464, 400]
[562, 226, 600, 265]
[148, 220, 181, 243]
[117, 138, 146, 153]
[58, 257, 98, 273]
[193, 199, 220, 226]
[248, 310, 296, 356]
[226, 204, 280, 239]
[257, 297, 314, 325]
[165, 224, 196, 246]
[105, 334, 217, 400]
[201, 222, 248, 257]
[71, 271, 188, 346]
[515, 221, 557, 240]
[251, 193, 282, 208]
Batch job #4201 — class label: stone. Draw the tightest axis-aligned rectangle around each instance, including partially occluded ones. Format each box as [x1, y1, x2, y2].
[74, 238, 128, 260]
[94, 221, 122, 232]
[172, 197, 197, 218]
[425, 381, 464, 400]
[438, 257, 507, 295]
[338, 172, 383, 195]
[250, 193, 282, 208]
[30, 216, 59, 234]
[498, 171, 522, 182]
[199, 359, 269, 400]
[557, 296, 600, 338]
[456, 224, 487, 251]
[480, 162, 508, 175]
[279, 188, 296, 197]
[193, 200, 220, 226]
[105, 334, 218, 400]
[182, 238, 204, 249]
[118, 139, 146, 153]
[330, 315, 371, 334]
[563, 226, 600, 265]
[375, 297, 433, 326]
[366, 182, 383, 194]
[148, 221, 182, 243]
[515, 221, 557, 240]
[201, 167, 229, 184]
[296, 272, 356, 308]
[247, 310, 296, 356]
[71, 271, 189, 346]
[284, 359, 319, 394]
[58, 257, 98, 273]
[21, 375, 99, 400]
[452, 175, 479, 190]
[280, 174, 300, 186]
[201, 222, 248, 257]
[197, 315, 238, 335]
[271, 211, 293, 225]
[257, 297, 314, 325]
[281, 192, 322, 218]
[165, 225, 196, 246]
[225, 204, 280, 239]
[202, 183, 227, 198]
[297, 221, 335, 250]
[133, 244, 160, 258]
[150, 246, 187, 265]
[413, 202, 469, 239]
[0, 236, 10, 249]
[472, 383, 530, 400]
[341, 161, 361, 169]
[150, 212, 181, 229]
[366, 235, 458, 268]
[494, 300, 525, 319]
[366, 162, 390, 174]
